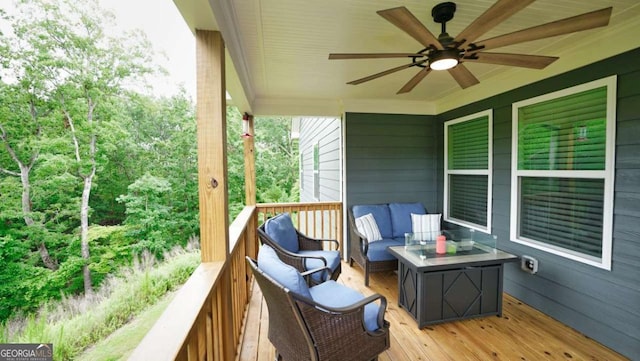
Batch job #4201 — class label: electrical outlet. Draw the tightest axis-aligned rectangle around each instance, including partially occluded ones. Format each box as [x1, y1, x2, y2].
[521, 255, 538, 274]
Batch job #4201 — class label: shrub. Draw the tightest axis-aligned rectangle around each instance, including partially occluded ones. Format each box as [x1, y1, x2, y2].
[1, 245, 200, 360]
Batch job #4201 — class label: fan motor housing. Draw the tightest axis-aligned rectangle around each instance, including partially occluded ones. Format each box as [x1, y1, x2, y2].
[432, 2, 456, 24]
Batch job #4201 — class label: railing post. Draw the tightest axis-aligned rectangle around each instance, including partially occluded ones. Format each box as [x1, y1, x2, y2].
[244, 114, 257, 206]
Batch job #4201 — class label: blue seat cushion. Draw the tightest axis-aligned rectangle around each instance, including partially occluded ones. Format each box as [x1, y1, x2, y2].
[257, 245, 311, 299]
[366, 238, 404, 261]
[299, 250, 341, 282]
[309, 280, 381, 332]
[352, 204, 392, 239]
[388, 202, 427, 238]
[264, 213, 299, 252]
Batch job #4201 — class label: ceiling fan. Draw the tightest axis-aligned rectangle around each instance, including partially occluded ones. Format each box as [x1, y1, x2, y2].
[329, 0, 612, 93]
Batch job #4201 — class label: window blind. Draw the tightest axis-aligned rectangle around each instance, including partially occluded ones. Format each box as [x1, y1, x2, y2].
[447, 115, 489, 228]
[518, 87, 607, 171]
[448, 116, 489, 169]
[449, 175, 488, 227]
[520, 177, 604, 256]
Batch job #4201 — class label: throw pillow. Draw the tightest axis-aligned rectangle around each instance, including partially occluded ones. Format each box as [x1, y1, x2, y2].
[411, 213, 442, 241]
[355, 213, 383, 242]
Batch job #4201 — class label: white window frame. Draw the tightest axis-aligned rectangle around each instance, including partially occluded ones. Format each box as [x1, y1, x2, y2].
[313, 142, 320, 200]
[510, 76, 617, 270]
[444, 109, 493, 233]
[299, 151, 304, 191]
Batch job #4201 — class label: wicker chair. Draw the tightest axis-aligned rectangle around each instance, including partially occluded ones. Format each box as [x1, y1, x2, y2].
[247, 250, 390, 361]
[258, 212, 341, 284]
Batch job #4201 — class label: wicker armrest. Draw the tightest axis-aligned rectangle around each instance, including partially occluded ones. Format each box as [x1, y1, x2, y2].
[351, 227, 370, 255]
[295, 292, 390, 339]
[323, 293, 387, 331]
[298, 232, 340, 251]
[301, 266, 332, 285]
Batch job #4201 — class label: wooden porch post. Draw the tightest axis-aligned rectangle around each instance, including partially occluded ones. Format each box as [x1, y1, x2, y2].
[243, 115, 258, 263]
[243, 115, 256, 205]
[195, 30, 235, 361]
[196, 30, 229, 263]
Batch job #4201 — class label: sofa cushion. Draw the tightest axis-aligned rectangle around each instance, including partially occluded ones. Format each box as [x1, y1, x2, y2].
[411, 213, 441, 241]
[366, 238, 404, 261]
[388, 202, 427, 238]
[355, 213, 383, 242]
[299, 250, 341, 282]
[264, 213, 299, 252]
[257, 245, 311, 299]
[352, 204, 392, 238]
[310, 280, 381, 332]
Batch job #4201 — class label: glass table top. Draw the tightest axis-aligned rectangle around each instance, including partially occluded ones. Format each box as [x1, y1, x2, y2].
[389, 228, 518, 268]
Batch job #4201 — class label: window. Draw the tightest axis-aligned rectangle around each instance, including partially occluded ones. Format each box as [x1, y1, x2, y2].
[510, 76, 616, 270]
[444, 109, 492, 232]
[313, 143, 319, 199]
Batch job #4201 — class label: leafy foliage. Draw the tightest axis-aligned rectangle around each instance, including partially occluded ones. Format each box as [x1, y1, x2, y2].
[0, 0, 298, 325]
[0, 248, 200, 360]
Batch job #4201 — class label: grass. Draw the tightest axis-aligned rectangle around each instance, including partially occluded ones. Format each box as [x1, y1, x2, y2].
[0, 245, 200, 360]
[76, 291, 176, 361]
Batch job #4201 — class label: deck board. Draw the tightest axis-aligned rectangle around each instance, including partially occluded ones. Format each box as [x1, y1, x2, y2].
[237, 261, 628, 361]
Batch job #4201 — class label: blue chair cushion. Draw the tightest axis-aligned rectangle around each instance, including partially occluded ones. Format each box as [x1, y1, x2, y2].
[257, 245, 311, 299]
[264, 213, 299, 252]
[352, 205, 392, 239]
[366, 238, 404, 261]
[388, 202, 427, 238]
[309, 280, 381, 332]
[299, 250, 341, 282]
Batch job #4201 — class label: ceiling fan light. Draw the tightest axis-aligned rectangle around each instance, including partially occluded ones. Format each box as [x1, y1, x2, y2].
[430, 58, 458, 70]
[430, 49, 459, 70]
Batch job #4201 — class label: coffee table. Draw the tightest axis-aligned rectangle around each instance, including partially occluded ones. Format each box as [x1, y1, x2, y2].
[387, 229, 518, 328]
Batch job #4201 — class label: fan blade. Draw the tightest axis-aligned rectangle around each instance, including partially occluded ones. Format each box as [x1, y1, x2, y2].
[377, 7, 443, 49]
[455, 0, 534, 49]
[469, 7, 612, 52]
[448, 64, 480, 89]
[347, 60, 427, 85]
[329, 53, 425, 60]
[463, 52, 558, 69]
[397, 68, 432, 94]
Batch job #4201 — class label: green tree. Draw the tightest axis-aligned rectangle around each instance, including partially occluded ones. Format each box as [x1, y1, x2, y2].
[254, 116, 299, 203]
[116, 173, 172, 256]
[117, 91, 200, 241]
[0, 10, 60, 269]
[9, 0, 154, 293]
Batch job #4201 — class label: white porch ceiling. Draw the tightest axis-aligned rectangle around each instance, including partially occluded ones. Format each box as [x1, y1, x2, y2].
[173, 0, 640, 115]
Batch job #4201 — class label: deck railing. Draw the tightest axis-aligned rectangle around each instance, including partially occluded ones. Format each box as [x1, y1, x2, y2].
[257, 202, 343, 250]
[129, 201, 342, 360]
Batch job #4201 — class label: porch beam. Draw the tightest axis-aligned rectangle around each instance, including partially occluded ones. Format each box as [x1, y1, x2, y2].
[195, 29, 229, 263]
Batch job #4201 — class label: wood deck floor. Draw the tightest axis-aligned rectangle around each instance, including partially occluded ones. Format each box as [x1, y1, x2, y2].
[237, 261, 628, 361]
